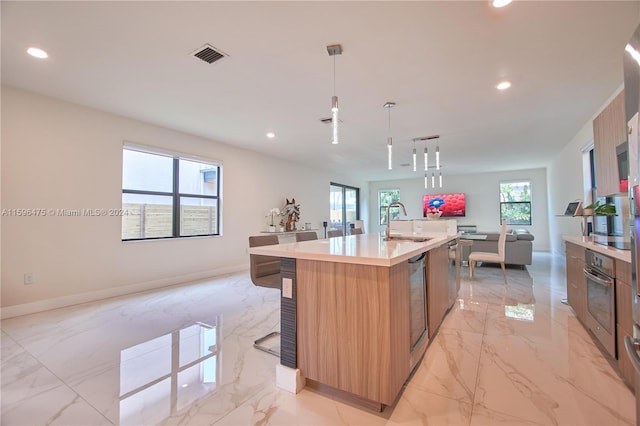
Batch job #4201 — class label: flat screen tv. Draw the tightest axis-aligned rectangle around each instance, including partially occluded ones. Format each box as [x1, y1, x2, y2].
[423, 193, 466, 217]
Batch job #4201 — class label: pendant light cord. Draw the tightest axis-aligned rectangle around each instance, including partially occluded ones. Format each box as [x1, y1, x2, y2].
[333, 55, 336, 96]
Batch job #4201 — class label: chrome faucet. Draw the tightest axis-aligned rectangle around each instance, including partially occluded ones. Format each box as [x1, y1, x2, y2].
[386, 201, 407, 239]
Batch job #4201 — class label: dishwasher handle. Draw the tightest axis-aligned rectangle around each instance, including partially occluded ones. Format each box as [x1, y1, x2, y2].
[583, 267, 613, 287]
[624, 335, 640, 373]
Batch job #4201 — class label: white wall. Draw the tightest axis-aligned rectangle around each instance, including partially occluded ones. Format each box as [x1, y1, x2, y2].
[1, 86, 367, 316]
[546, 124, 593, 256]
[369, 168, 550, 251]
[547, 86, 624, 257]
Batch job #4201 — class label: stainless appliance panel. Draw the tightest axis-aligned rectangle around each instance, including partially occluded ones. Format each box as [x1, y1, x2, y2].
[408, 253, 427, 351]
[448, 240, 461, 307]
[624, 22, 640, 425]
[584, 250, 616, 358]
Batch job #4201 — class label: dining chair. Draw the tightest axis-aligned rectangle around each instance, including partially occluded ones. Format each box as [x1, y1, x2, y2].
[295, 231, 318, 242]
[327, 229, 343, 238]
[248, 234, 281, 356]
[469, 220, 507, 282]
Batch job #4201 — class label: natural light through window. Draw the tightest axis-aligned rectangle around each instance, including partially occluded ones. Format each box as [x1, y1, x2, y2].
[122, 146, 221, 240]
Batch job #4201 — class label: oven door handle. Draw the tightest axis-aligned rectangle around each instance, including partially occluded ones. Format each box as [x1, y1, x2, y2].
[624, 336, 640, 373]
[582, 267, 613, 287]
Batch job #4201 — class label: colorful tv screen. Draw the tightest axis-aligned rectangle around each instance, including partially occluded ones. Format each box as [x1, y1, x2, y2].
[423, 193, 466, 217]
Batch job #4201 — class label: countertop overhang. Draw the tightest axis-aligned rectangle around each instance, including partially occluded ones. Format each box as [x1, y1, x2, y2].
[563, 235, 631, 263]
[248, 233, 459, 267]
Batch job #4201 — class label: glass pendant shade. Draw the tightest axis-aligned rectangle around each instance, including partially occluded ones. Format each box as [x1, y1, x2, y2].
[436, 145, 440, 170]
[412, 148, 417, 172]
[331, 96, 339, 145]
[424, 172, 428, 189]
[439, 172, 442, 188]
[424, 148, 428, 171]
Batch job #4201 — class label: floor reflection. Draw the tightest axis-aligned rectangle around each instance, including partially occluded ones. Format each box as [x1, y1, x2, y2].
[505, 303, 535, 321]
[119, 318, 222, 425]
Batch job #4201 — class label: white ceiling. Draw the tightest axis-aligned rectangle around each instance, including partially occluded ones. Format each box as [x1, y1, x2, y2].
[2, 1, 640, 182]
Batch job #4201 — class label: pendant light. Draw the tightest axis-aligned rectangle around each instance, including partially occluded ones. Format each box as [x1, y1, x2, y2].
[424, 143, 428, 173]
[423, 140, 428, 188]
[327, 44, 342, 145]
[412, 140, 417, 172]
[415, 135, 442, 189]
[384, 102, 396, 170]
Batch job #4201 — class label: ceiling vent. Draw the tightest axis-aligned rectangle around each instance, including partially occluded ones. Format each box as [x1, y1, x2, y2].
[191, 44, 227, 64]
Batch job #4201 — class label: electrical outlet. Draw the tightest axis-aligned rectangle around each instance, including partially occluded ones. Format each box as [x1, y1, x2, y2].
[24, 273, 34, 285]
[282, 278, 293, 299]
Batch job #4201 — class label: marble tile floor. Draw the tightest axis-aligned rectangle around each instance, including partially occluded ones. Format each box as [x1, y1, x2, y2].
[1, 252, 635, 425]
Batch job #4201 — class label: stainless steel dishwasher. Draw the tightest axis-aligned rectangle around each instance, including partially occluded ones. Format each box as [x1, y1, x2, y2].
[408, 253, 428, 351]
[448, 239, 461, 308]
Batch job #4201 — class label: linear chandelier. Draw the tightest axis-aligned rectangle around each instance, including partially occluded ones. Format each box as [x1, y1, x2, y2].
[327, 44, 342, 145]
[413, 135, 442, 189]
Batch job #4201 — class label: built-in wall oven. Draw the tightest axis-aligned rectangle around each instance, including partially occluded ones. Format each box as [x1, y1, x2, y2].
[584, 249, 617, 358]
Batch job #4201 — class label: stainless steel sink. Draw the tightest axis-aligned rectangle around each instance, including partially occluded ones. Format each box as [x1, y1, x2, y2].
[384, 236, 431, 242]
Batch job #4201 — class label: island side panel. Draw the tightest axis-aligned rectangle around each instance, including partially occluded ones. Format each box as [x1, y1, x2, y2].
[297, 258, 411, 405]
[296, 259, 340, 389]
[384, 260, 411, 404]
[334, 262, 387, 402]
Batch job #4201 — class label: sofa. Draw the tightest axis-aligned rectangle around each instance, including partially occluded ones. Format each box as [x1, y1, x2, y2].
[461, 228, 534, 266]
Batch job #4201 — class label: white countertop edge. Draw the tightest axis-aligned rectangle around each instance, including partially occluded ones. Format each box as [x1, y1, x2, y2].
[249, 234, 459, 267]
[562, 235, 631, 263]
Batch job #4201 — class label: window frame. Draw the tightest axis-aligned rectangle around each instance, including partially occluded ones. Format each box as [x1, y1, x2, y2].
[122, 145, 222, 241]
[330, 182, 360, 235]
[378, 189, 401, 225]
[499, 180, 531, 226]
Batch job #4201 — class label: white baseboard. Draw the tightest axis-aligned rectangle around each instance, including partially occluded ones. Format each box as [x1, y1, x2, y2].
[0, 264, 248, 319]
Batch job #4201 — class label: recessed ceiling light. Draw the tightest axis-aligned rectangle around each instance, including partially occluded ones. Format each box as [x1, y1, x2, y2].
[266, 132, 276, 139]
[26, 47, 48, 59]
[496, 81, 512, 90]
[492, 0, 512, 8]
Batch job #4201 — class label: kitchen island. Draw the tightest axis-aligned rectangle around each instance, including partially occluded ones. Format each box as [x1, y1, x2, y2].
[249, 232, 458, 410]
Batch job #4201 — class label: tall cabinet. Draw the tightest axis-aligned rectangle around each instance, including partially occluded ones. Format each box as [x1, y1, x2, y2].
[616, 259, 636, 391]
[593, 91, 626, 197]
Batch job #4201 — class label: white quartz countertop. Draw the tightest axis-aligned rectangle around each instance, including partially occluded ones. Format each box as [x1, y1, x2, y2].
[563, 235, 631, 263]
[249, 233, 458, 267]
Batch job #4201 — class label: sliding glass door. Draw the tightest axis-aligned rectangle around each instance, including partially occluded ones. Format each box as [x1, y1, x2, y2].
[330, 183, 359, 235]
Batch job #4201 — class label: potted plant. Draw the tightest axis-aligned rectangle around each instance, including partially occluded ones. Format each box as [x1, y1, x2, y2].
[583, 200, 617, 216]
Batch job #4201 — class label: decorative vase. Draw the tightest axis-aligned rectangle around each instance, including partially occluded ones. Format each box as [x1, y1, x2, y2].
[278, 226, 285, 232]
[426, 211, 442, 221]
[268, 225, 276, 232]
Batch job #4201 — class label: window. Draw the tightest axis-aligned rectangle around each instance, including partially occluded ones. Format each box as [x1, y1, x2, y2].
[330, 183, 359, 234]
[122, 146, 221, 240]
[499, 181, 531, 225]
[379, 189, 400, 225]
